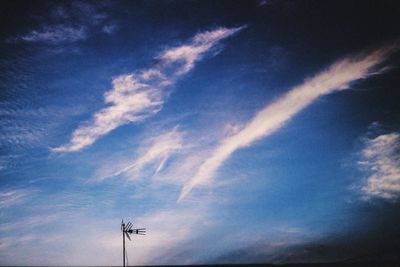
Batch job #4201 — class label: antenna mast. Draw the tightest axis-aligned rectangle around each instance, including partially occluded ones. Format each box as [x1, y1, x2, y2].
[121, 219, 146, 267]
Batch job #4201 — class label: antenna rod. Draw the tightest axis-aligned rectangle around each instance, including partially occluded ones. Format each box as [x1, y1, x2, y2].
[122, 222, 125, 267]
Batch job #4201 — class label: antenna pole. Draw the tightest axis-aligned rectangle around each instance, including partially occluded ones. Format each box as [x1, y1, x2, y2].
[121, 219, 145, 267]
[122, 223, 125, 267]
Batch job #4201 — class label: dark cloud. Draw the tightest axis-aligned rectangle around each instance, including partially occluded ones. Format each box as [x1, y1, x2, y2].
[212, 201, 400, 265]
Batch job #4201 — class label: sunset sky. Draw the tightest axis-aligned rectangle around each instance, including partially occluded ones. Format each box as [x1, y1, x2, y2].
[1, 0, 400, 265]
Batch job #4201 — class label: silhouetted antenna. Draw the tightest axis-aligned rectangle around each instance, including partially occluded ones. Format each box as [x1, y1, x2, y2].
[121, 219, 146, 267]
[126, 222, 133, 231]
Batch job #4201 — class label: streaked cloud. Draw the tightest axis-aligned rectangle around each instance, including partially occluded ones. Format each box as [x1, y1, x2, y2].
[101, 127, 184, 180]
[179, 45, 396, 202]
[53, 74, 163, 152]
[9, 1, 110, 44]
[0, 189, 33, 209]
[130, 208, 206, 265]
[18, 25, 87, 44]
[53, 26, 245, 152]
[102, 23, 117, 34]
[0, 214, 58, 233]
[257, 0, 269, 6]
[359, 132, 400, 200]
[0, 104, 86, 152]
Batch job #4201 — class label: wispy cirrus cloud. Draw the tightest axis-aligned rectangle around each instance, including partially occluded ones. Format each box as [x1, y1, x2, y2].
[18, 25, 87, 44]
[178, 45, 396, 202]
[9, 1, 111, 44]
[359, 132, 400, 200]
[0, 104, 85, 150]
[0, 214, 59, 233]
[100, 126, 184, 180]
[0, 189, 33, 209]
[53, 26, 245, 152]
[128, 207, 208, 265]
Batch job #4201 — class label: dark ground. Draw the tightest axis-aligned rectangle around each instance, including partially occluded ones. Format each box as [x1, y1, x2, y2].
[134, 262, 400, 267]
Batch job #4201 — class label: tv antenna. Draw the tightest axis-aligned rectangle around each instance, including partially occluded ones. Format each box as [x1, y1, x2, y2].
[121, 219, 146, 267]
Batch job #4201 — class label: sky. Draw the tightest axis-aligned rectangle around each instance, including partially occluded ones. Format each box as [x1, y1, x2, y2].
[1, 0, 400, 265]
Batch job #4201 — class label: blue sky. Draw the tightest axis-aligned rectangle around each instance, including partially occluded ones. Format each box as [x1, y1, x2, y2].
[1, 0, 400, 265]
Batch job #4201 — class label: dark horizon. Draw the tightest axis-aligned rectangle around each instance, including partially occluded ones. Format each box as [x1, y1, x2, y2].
[2, 262, 400, 267]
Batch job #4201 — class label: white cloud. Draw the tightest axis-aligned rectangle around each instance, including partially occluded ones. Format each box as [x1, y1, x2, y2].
[359, 132, 400, 200]
[257, 0, 269, 6]
[53, 74, 163, 152]
[0, 214, 59, 233]
[178, 45, 396, 202]
[0, 213, 116, 265]
[19, 25, 87, 43]
[126, 208, 206, 265]
[160, 26, 246, 75]
[102, 23, 117, 34]
[10, 2, 111, 44]
[0, 189, 32, 209]
[101, 127, 184, 180]
[0, 200, 209, 265]
[54, 26, 245, 152]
